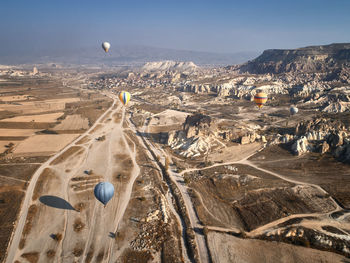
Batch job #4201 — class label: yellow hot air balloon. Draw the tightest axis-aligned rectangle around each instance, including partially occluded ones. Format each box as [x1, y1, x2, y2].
[254, 92, 268, 109]
[119, 91, 131, 106]
[102, 42, 111, 53]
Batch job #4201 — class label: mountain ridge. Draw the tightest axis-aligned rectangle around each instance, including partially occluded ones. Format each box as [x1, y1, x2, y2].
[232, 43, 350, 74]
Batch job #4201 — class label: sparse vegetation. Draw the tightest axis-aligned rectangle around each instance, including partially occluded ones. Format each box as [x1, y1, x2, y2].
[46, 249, 56, 258]
[73, 218, 85, 232]
[137, 196, 146, 201]
[73, 246, 83, 257]
[50, 233, 62, 241]
[21, 252, 39, 263]
[96, 135, 106, 141]
[74, 202, 86, 212]
[19, 204, 38, 249]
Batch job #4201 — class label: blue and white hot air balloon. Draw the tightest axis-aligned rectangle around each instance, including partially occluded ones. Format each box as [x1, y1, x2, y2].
[290, 106, 299, 116]
[94, 182, 115, 207]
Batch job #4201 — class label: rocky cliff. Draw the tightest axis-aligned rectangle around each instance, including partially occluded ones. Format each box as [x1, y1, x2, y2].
[168, 113, 218, 158]
[235, 43, 350, 75]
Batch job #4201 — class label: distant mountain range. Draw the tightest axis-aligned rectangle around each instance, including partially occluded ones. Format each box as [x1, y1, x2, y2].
[0, 45, 259, 66]
[232, 43, 350, 74]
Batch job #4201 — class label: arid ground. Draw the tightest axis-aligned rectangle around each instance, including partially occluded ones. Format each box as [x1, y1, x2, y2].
[2, 67, 350, 263]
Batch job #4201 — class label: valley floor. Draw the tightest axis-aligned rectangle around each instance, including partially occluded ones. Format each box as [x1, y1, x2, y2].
[4, 75, 350, 263]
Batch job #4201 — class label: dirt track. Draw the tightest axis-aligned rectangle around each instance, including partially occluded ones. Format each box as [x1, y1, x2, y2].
[5, 91, 192, 263]
[5, 98, 118, 263]
[6, 95, 146, 263]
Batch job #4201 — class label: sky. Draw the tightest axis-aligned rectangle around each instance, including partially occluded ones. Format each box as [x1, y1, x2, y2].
[0, 0, 349, 55]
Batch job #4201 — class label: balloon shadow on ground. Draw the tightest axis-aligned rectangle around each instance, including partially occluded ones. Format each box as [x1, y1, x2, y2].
[108, 232, 116, 238]
[39, 195, 76, 211]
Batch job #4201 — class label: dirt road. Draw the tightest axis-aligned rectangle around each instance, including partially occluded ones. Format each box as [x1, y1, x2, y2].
[6, 92, 191, 263]
[5, 97, 143, 263]
[5, 98, 117, 263]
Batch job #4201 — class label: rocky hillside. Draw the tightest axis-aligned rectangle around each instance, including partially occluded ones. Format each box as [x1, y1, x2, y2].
[141, 61, 197, 73]
[234, 43, 350, 74]
[266, 116, 350, 163]
[168, 113, 218, 158]
[179, 44, 350, 113]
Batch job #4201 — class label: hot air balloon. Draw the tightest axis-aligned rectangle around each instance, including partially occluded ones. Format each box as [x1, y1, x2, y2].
[290, 106, 299, 115]
[102, 42, 111, 53]
[254, 92, 268, 109]
[119, 91, 131, 106]
[94, 182, 114, 206]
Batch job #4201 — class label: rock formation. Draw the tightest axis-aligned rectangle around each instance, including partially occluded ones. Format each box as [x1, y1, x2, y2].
[235, 43, 350, 75]
[141, 61, 197, 73]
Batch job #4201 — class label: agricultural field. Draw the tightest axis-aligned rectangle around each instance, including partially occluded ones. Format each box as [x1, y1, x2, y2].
[53, 114, 89, 131]
[13, 134, 80, 156]
[0, 73, 112, 262]
[0, 112, 64, 123]
[0, 95, 31, 101]
[0, 129, 39, 137]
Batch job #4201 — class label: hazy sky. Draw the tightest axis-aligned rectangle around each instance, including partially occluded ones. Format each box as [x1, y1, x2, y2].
[1, 0, 349, 54]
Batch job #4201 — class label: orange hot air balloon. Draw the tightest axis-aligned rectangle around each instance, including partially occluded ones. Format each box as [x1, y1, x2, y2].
[254, 92, 268, 109]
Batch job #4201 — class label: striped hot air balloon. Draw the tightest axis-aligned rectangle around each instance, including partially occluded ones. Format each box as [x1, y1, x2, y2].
[254, 92, 268, 109]
[119, 91, 131, 106]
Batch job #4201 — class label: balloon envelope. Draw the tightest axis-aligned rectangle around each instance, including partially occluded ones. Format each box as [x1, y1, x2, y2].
[290, 106, 299, 115]
[94, 182, 114, 205]
[254, 92, 268, 108]
[119, 91, 131, 106]
[102, 42, 111, 52]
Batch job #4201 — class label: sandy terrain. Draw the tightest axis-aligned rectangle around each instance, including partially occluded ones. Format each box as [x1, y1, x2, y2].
[207, 231, 348, 263]
[0, 104, 64, 114]
[28, 98, 81, 105]
[53, 114, 89, 130]
[0, 98, 80, 114]
[0, 95, 30, 102]
[4, 71, 350, 262]
[0, 112, 64, 123]
[0, 76, 114, 262]
[13, 134, 80, 156]
[249, 146, 350, 209]
[146, 109, 188, 134]
[0, 129, 39, 137]
[7, 97, 155, 263]
[149, 109, 189, 126]
[5, 92, 191, 263]
[208, 142, 262, 162]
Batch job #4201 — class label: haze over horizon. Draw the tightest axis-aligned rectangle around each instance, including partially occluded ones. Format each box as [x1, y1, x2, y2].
[0, 0, 349, 64]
